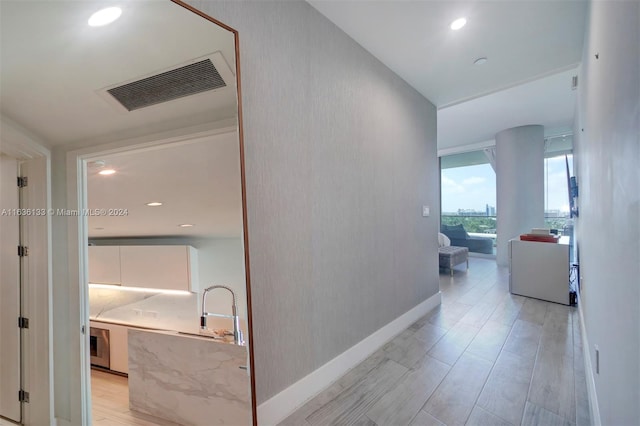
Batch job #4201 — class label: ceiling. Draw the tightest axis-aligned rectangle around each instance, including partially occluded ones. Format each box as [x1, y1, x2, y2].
[0, 0, 243, 239]
[0, 0, 237, 146]
[1, 0, 590, 240]
[87, 133, 243, 239]
[438, 68, 577, 152]
[308, 0, 588, 150]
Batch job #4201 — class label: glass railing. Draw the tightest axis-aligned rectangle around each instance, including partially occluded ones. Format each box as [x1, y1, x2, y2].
[440, 214, 573, 255]
[441, 215, 497, 235]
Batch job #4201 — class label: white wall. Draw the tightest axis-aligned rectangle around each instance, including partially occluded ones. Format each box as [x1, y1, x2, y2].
[186, 0, 439, 405]
[573, 0, 640, 424]
[193, 237, 247, 319]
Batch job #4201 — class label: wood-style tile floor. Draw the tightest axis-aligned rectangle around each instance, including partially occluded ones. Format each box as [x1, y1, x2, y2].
[281, 257, 591, 426]
[91, 369, 178, 426]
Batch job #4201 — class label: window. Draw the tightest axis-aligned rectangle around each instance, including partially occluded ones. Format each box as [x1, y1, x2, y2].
[544, 153, 573, 233]
[440, 138, 573, 255]
[440, 150, 496, 255]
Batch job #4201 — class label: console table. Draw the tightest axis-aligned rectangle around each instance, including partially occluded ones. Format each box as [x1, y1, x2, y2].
[509, 236, 570, 305]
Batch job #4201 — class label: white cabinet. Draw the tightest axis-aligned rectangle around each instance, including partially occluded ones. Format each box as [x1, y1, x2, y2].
[89, 245, 198, 292]
[120, 246, 198, 292]
[88, 246, 121, 285]
[107, 324, 129, 374]
[509, 237, 570, 305]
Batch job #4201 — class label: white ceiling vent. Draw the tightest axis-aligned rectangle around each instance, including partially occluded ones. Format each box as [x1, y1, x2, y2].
[99, 52, 234, 112]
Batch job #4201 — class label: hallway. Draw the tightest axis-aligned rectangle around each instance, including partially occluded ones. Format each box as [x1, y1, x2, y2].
[281, 257, 590, 425]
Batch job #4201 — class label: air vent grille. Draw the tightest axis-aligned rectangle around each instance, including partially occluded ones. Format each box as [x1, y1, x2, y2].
[107, 59, 226, 111]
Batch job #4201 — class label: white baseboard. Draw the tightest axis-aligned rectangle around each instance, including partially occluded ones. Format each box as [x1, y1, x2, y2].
[257, 292, 442, 425]
[578, 295, 601, 426]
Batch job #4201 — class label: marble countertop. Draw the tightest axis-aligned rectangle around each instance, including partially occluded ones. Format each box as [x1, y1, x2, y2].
[89, 315, 244, 343]
[131, 327, 244, 346]
[89, 316, 168, 330]
[88, 286, 248, 337]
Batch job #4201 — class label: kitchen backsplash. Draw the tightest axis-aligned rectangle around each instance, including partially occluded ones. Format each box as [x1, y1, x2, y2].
[89, 286, 199, 332]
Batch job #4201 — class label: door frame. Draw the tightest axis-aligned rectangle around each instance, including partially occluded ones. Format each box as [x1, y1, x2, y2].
[0, 115, 54, 426]
[66, 119, 253, 425]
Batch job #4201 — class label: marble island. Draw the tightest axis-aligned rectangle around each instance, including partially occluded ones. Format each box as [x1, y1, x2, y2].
[128, 328, 251, 425]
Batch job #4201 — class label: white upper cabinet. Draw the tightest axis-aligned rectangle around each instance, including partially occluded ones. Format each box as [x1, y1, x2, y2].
[89, 245, 198, 292]
[88, 246, 121, 285]
[119, 246, 198, 292]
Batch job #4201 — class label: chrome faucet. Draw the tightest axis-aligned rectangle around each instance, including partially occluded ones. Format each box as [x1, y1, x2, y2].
[200, 285, 244, 345]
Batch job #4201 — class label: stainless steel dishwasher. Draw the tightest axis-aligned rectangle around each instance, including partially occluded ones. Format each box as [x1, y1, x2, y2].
[89, 326, 111, 369]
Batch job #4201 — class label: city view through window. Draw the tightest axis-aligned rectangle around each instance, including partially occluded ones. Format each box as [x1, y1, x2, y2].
[544, 154, 574, 230]
[441, 162, 497, 238]
[441, 152, 574, 254]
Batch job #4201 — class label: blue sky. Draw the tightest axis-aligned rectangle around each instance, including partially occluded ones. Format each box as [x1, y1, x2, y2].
[441, 163, 496, 213]
[441, 155, 573, 213]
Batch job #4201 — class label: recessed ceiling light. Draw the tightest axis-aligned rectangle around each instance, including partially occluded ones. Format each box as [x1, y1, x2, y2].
[450, 17, 467, 30]
[178, 224, 194, 228]
[98, 169, 116, 176]
[474, 57, 488, 65]
[88, 7, 122, 27]
[146, 202, 163, 207]
[94, 227, 105, 230]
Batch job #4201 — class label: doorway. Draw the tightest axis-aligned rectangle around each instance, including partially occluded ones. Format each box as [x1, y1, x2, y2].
[74, 124, 252, 425]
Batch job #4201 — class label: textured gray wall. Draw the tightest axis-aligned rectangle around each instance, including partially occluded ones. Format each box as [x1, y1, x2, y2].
[573, 1, 639, 423]
[185, 0, 439, 404]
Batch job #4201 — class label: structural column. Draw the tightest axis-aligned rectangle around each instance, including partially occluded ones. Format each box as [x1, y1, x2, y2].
[495, 125, 545, 266]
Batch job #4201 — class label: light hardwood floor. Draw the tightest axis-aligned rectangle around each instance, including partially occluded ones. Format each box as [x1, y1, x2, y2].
[281, 257, 591, 426]
[91, 370, 179, 426]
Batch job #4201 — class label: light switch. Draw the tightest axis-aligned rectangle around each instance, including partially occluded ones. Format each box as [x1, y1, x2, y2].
[422, 206, 430, 217]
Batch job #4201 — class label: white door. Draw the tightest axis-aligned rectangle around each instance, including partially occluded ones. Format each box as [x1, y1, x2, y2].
[0, 154, 22, 422]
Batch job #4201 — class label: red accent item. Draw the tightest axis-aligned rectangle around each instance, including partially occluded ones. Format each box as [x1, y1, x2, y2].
[519, 234, 560, 243]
